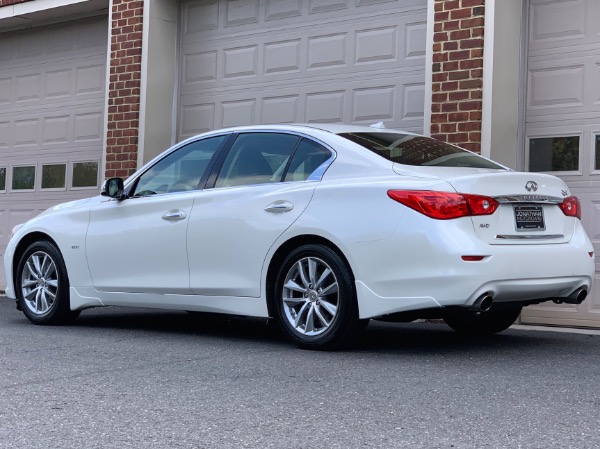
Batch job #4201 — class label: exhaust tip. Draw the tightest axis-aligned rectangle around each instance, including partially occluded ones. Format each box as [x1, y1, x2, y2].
[471, 293, 494, 312]
[479, 295, 494, 312]
[576, 289, 587, 304]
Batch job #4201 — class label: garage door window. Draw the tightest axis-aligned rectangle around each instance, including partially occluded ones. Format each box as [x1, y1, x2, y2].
[0, 167, 5, 192]
[41, 164, 66, 190]
[529, 136, 580, 172]
[12, 166, 35, 190]
[595, 134, 600, 171]
[72, 162, 99, 188]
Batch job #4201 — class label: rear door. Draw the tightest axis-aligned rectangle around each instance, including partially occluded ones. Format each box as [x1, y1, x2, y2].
[187, 132, 333, 297]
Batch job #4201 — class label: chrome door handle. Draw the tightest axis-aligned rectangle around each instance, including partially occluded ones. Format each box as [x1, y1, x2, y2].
[264, 201, 294, 213]
[161, 210, 187, 221]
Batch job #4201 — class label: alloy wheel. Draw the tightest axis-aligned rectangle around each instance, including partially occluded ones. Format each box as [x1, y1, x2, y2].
[20, 251, 59, 316]
[281, 256, 339, 336]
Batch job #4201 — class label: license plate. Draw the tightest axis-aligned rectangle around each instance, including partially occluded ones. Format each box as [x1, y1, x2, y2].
[514, 204, 545, 231]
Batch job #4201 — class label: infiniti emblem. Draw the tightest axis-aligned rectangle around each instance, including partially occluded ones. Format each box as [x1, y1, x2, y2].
[525, 181, 538, 192]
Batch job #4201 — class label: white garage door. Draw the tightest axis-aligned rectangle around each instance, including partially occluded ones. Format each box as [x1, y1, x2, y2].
[0, 16, 107, 289]
[521, 0, 600, 327]
[177, 0, 427, 141]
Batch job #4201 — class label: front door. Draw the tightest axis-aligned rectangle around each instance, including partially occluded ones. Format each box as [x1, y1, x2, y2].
[85, 135, 227, 294]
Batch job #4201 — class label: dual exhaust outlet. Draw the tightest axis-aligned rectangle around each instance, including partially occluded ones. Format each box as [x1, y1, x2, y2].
[469, 288, 588, 312]
[552, 288, 588, 305]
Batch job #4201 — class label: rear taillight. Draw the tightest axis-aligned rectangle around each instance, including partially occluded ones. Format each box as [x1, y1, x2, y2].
[560, 196, 581, 219]
[387, 190, 499, 220]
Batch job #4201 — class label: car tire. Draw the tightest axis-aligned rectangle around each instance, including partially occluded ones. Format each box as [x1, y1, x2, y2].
[273, 244, 366, 350]
[15, 241, 79, 325]
[442, 307, 522, 336]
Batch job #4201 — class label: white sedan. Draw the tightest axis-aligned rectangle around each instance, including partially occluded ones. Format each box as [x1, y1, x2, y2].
[3, 124, 595, 349]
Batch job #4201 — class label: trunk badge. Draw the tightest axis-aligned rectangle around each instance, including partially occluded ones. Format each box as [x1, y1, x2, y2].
[525, 181, 538, 192]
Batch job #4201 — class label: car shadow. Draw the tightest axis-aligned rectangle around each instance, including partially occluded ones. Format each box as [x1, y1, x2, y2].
[59, 306, 586, 356]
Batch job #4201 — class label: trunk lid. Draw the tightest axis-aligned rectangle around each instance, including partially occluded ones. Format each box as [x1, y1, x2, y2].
[393, 166, 575, 245]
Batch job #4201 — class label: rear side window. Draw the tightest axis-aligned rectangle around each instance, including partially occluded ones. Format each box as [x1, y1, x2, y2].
[284, 139, 332, 182]
[215, 133, 300, 188]
[339, 132, 504, 169]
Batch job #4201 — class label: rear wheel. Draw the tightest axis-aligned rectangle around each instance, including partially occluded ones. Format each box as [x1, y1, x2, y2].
[273, 244, 366, 350]
[443, 307, 522, 335]
[15, 241, 79, 325]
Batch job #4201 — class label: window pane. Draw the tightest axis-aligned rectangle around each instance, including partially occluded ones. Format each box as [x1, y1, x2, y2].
[0, 167, 5, 190]
[42, 164, 66, 189]
[73, 162, 99, 188]
[12, 166, 35, 190]
[284, 139, 332, 182]
[339, 132, 504, 169]
[134, 135, 225, 196]
[215, 133, 300, 188]
[596, 135, 600, 171]
[529, 136, 579, 172]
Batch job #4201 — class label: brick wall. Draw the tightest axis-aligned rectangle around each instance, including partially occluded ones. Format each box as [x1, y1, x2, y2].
[0, 0, 33, 6]
[105, 0, 144, 179]
[431, 0, 484, 152]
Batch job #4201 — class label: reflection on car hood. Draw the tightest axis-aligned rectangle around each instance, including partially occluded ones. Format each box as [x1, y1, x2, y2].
[37, 196, 98, 218]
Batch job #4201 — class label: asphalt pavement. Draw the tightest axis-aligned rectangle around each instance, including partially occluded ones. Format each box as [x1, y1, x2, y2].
[1, 296, 599, 449]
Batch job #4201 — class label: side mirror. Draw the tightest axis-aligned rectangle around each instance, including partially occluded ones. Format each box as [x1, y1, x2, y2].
[101, 177, 126, 200]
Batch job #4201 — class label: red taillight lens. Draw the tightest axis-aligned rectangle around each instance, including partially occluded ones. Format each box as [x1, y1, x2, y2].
[560, 196, 581, 219]
[387, 190, 499, 220]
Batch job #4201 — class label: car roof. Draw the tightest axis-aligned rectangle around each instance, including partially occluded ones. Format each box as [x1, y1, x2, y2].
[209, 123, 421, 136]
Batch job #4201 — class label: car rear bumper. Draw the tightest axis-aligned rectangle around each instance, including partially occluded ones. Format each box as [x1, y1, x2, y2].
[349, 215, 595, 319]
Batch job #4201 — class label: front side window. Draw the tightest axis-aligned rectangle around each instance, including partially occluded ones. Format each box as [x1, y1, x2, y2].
[215, 133, 300, 188]
[133, 135, 226, 196]
[339, 132, 505, 169]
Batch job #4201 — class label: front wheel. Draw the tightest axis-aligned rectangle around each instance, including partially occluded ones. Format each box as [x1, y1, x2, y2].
[15, 241, 79, 325]
[443, 307, 522, 336]
[273, 244, 366, 350]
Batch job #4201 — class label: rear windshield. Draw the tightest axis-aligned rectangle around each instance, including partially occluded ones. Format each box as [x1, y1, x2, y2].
[339, 132, 504, 169]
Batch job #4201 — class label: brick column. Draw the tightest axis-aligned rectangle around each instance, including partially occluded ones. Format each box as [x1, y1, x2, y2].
[431, 0, 484, 152]
[105, 0, 144, 179]
[0, 0, 33, 5]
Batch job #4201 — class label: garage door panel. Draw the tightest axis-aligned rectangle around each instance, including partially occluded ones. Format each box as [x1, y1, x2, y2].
[180, 13, 425, 93]
[0, 16, 107, 290]
[182, 0, 425, 39]
[0, 56, 105, 110]
[178, 72, 425, 139]
[527, 57, 600, 119]
[522, 0, 600, 327]
[1, 105, 104, 160]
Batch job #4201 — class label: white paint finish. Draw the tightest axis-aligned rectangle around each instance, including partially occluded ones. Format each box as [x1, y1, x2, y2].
[0, 16, 107, 289]
[521, 0, 600, 327]
[86, 194, 195, 293]
[4, 125, 593, 321]
[177, 0, 428, 140]
[187, 182, 317, 297]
